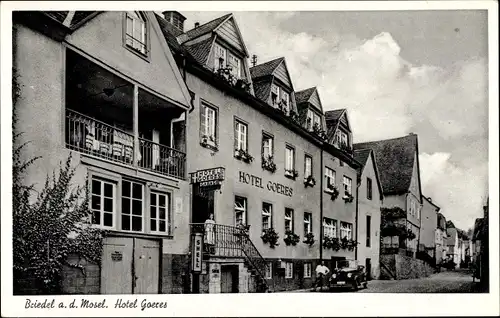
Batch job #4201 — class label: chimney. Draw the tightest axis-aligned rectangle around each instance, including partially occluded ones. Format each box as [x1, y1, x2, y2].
[251, 54, 258, 67]
[162, 11, 187, 32]
[194, 22, 200, 28]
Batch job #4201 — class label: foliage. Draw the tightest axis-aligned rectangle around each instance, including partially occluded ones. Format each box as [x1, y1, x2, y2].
[327, 184, 340, 201]
[304, 175, 316, 188]
[341, 237, 358, 251]
[381, 207, 406, 220]
[201, 134, 218, 150]
[339, 141, 351, 153]
[261, 155, 277, 173]
[284, 169, 299, 180]
[323, 236, 341, 251]
[343, 192, 354, 203]
[13, 74, 105, 294]
[312, 123, 327, 140]
[283, 230, 300, 246]
[380, 206, 416, 241]
[261, 228, 280, 248]
[234, 148, 254, 163]
[303, 232, 315, 247]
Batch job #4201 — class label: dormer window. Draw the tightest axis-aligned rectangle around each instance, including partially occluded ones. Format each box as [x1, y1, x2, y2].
[214, 43, 242, 79]
[125, 12, 147, 56]
[271, 84, 290, 115]
[307, 109, 321, 131]
[334, 129, 350, 150]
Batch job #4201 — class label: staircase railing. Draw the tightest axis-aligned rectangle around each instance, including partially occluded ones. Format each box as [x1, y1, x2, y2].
[191, 223, 271, 292]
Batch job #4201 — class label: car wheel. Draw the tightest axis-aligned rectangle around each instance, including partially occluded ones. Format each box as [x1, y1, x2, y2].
[363, 282, 368, 289]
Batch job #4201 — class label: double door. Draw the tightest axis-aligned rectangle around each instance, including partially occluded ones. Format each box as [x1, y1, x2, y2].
[101, 237, 160, 294]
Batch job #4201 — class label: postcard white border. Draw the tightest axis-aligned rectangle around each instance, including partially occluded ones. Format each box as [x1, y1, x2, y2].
[1, 1, 498, 317]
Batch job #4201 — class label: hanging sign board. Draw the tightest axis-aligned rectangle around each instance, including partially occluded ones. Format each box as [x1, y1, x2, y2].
[190, 167, 225, 184]
[192, 233, 203, 273]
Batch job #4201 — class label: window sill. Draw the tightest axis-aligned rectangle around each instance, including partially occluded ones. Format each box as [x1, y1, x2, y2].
[124, 44, 150, 62]
[200, 142, 219, 152]
[284, 174, 296, 180]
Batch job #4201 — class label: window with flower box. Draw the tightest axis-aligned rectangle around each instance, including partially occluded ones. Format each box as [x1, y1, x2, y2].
[200, 103, 217, 149]
[234, 196, 247, 226]
[304, 155, 313, 178]
[284, 208, 294, 232]
[285, 262, 293, 278]
[343, 176, 352, 196]
[262, 202, 273, 230]
[307, 109, 321, 131]
[234, 120, 248, 152]
[323, 217, 337, 238]
[121, 180, 144, 232]
[91, 178, 116, 228]
[262, 133, 273, 158]
[324, 167, 336, 191]
[285, 145, 295, 177]
[340, 222, 353, 240]
[304, 263, 312, 278]
[304, 212, 312, 236]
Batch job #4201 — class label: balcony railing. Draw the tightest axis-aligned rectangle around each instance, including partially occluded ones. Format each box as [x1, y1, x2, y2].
[66, 109, 185, 180]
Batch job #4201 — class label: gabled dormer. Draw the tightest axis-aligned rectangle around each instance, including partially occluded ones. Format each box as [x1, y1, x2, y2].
[172, 13, 253, 94]
[325, 109, 353, 153]
[295, 87, 326, 134]
[249, 57, 297, 116]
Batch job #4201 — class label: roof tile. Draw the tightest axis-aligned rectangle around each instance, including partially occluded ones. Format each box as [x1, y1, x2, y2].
[250, 57, 284, 79]
[177, 14, 231, 44]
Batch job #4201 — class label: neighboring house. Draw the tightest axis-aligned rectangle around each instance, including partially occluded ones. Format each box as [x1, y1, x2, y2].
[420, 196, 439, 261]
[472, 198, 488, 290]
[13, 11, 193, 294]
[445, 223, 460, 268]
[354, 134, 423, 258]
[354, 148, 384, 280]
[156, 11, 360, 293]
[435, 212, 448, 265]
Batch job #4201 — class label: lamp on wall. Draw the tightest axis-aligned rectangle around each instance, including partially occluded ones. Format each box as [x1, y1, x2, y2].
[87, 83, 131, 98]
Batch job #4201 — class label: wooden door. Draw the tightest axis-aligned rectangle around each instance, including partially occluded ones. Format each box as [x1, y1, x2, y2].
[221, 265, 239, 293]
[134, 238, 160, 294]
[101, 237, 133, 294]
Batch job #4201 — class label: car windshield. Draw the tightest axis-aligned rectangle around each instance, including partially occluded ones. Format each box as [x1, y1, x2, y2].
[337, 260, 357, 269]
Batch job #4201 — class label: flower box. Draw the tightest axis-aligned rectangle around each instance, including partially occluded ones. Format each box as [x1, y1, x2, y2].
[304, 175, 316, 188]
[234, 149, 254, 164]
[284, 169, 299, 180]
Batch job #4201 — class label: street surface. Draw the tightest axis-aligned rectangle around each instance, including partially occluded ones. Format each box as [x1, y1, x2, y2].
[357, 270, 483, 293]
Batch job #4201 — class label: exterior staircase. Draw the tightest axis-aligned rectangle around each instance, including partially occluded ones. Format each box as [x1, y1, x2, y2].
[192, 223, 273, 293]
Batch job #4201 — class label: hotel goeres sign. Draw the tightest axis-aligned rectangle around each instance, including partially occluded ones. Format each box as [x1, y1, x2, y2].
[238, 171, 293, 197]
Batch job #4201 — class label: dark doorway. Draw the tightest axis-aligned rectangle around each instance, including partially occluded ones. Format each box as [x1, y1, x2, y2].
[220, 265, 239, 293]
[365, 258, 372, 280]
[191, 184, 215, 224]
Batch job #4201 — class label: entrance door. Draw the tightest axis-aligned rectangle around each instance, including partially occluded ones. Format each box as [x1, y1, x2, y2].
[220, 265, 239, 293]
[192, 184, 215, 223]
[365, 258, 372, 280]
[134, 238, 160, 294]
[101, 237, 133, 294]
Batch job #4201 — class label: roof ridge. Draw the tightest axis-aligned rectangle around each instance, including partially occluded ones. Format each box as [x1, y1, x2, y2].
[184, 13, 231, 34]
[354, 134, 417, 146]
[250, 56, 284, 70]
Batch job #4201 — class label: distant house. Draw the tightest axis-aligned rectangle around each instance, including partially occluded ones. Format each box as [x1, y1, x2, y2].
[472, 198, 489, 290]
[354, 148, 384, 280]
[445, 221, 461, 268]
[355, 134, 423, 258]
[435, 212, 448, 265]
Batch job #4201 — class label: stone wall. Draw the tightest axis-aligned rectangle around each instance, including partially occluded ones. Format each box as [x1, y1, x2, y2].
[162, 254, 190, 294]
[61, 254, 100, 294]
[380, 254, 434, 280]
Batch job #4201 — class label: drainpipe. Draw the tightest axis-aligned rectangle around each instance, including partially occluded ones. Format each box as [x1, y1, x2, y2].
[319, 147, 324, 262]
[355, 179, 359, 260]
[179, 53, 196, 114]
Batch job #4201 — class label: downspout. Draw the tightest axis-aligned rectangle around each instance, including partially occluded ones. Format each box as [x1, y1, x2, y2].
[355, 178, 359, 260]
[180, 53, 196, 114]
[319, 147, 324, 262]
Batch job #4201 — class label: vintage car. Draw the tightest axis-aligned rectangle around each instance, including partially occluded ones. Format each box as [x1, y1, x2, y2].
[329, 260, 368, 291]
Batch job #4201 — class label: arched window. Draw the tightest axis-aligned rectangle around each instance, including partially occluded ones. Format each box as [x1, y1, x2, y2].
[125, 11, 147, 55]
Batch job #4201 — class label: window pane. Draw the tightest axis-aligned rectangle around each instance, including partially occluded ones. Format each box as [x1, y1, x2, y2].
[159, 221, 166, 232]
[151, 206, 157, 219]
[92, 180, 101, 195]
[159, 207, 166, 220]
[132, 216, 142, 231]
[122, 181, 130, 197]
[103, 213, 113, 227]
[132, 183, 142, 199]
[92, 211, 100, 225]
[132, 199, 142, 215]
[151, 193, 156, 205]
[159, 195, 166, 207]
[104, 183, 113, 197]
[122, 215, 130, 230]
[150, 219, 156, 231]
[91, 195, 101, 210]
[104, 198, 113, 212]
[122, 198, 130, 215]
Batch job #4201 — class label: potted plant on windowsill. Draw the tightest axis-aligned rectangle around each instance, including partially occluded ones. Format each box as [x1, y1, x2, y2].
[326, 184, 340, 201]
[201, 135, 218, 151]
[284, 169, 299, 180]
[234, 148, 254, 164]
[303, 232, 315, 247]
[261, 155, 277, 173]
[283, 230, 300, 246]
[312, 123, 327, 140]
[235, 78, 252, 93]
[343, 192, 354, 203]
[261, 228, 279, 248]
[278, 100, 288, 115]
[304, 175, 316, 188]
[323, 236, 340, 251]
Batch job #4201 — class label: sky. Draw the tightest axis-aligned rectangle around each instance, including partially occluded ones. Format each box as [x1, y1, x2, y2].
[178, 10, 489, 231]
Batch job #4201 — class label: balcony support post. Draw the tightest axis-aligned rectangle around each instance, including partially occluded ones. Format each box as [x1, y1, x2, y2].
[133, 84, 139, 168]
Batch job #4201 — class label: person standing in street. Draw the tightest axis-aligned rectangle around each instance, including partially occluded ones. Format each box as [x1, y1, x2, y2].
[314, 261, 330, 292]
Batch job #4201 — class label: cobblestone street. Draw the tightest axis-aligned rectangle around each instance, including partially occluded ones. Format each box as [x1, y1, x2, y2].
[357, 270, 483, 293]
